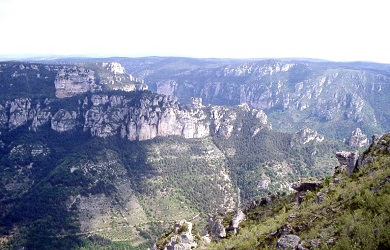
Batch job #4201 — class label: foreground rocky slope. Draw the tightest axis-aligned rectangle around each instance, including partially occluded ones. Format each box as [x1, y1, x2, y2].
[169, 133, 389, 249]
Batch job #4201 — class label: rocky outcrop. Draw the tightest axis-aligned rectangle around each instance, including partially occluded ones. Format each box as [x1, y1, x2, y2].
[51, 109, 78, 132]
[357, 134, 390, 167]
[291, 180, 323, 192]
[296, 128, 324, 144]
[0, 93, 271, 142]
[276, 234, 301, 250]
[335, 134, 390, 175]
[292, 179, 323, 205]
[7, 98, 31, 129]
[335, 151, 359, 175]
[190, 97, 203, 108]
[55, 66, 99, 98]
[156, 80, 177, 97]
[208, 216, 226, 238]
[122, 57, 390, 141]
[98, 62, 148, 91]
[155, 220, 198, 250]
[211, 103, 271, 138]
[0, 98, 53, 131]
[208, 209, 247, 239]
[104, 62, 125, 74]
[211, 106, 235, 138]
[53, 62, 148, 99]
[348, 128, 369, 148]
[30, 106, 52, 131]
[228, 209, 246, 235]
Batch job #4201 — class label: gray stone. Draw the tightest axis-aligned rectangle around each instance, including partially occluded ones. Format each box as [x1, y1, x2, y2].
[0, 63, 272, 143]
[51, 110, 77, 132]
[230, 209, 246, 234]
[291, 180, 323, 192]
[326, 238, 336, 247]
[276, 234, 300, 249]
[372, 134, 380, 144]
[266, 196, 273, 205]
[296, 128, 324, 144]
[54, 66, 98, 98]
[208, 216, 226, 238]
[316, 192, 325, 204]
[297, 241, 309, 250]
[348, 128, 368, 148]
[163, 220, 197, 250]
[310, 239, 321, 248]
[335, 151, 359, 175]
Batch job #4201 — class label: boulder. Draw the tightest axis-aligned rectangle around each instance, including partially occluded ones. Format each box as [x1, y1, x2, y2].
[276, 234, 300, 249]
[335, 151, 359, 175]
[316, 192, 325, 204]
[160, 220, 198, 250]
[291, 180, 323, 192]
[229, 209, 246, 234]
[208, 216, 226, 238]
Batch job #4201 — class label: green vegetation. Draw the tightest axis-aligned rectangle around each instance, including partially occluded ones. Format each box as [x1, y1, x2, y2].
[0, 62, 58, 100]
[211, 109, 344, 201]
[205, 134, 390, 249]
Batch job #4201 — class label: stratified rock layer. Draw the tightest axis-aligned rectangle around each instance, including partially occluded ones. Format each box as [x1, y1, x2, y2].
[0, 93, 271, 141]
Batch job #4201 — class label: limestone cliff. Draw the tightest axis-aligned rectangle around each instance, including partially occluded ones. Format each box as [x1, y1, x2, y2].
[120, 57, 390, 140]
[0, 61, 148, 100]
[54, 62, 148, 98]
[0, 92, 271, 141]
[348, 128, 369, 148]
[296, 128, 324, 144]
[54, 66, 100, 98]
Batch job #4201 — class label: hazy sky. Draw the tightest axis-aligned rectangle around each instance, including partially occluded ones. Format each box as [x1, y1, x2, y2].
[0, 0, 389, 63]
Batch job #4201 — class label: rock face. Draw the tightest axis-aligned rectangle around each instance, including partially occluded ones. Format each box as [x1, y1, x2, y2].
[348, 128, 369, 148]
[229, 209, 246, 235]
[51, 109, 78, 132]
[7, 98, 31, 129]
[335, 151, 359, 175]
[121, 57, 390, 140]
[55, 66, 99, 98]
[335, 134, 390, 175]
[358, 134, 390, 167]
[208, 216, 226, 238]
[0, 93, 271, 142]
[0, 61, 270, 140]
[54, 62, 148, 98]
[292, 179, 323, 205]
[276, 234, 301, 250]
[291, 180, 323, 192]
[155, 220, 198, 250]
[296, 128, 324, 144]
[0, 98, 53, 131]
[211, 103, 271, 138]
[105, 62, 125, 74]
[157, 80, 178, 97]
[208, 209, 247, 239]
